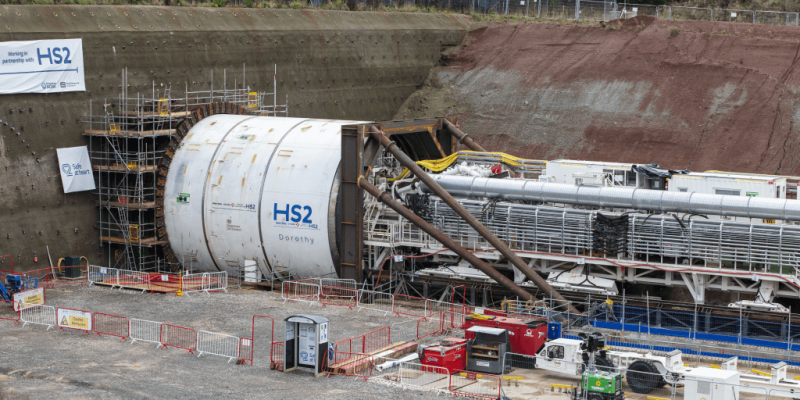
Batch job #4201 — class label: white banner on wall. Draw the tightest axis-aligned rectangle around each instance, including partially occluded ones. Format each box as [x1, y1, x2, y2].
[0, 39, 85, 95]
[56, 146, 96, 193]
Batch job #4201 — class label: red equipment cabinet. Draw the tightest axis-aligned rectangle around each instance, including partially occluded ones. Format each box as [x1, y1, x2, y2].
[464, 316, 548, 356]
[421, 338, 467, 373]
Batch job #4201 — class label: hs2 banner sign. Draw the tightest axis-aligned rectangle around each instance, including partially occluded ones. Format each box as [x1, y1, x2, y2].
[0, 39, 85, 95]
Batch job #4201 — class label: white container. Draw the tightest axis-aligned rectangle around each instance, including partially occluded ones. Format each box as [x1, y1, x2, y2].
[544, 159, 637, 187]
[668, 172, 787, 199]
[163, 116, 365, 280]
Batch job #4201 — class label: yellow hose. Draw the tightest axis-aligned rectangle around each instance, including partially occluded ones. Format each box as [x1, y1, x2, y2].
[387, 151, 545, 182]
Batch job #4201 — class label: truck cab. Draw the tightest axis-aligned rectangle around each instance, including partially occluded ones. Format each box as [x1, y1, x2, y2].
[536, 338, 583, 375]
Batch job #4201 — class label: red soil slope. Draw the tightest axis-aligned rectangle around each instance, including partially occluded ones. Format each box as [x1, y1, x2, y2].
[443, 17, 800, 174]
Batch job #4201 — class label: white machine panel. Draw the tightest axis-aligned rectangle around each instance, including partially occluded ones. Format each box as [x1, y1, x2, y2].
[164, 116, 364, 279]
[260, 119, 348, 279]
[164, 115, 251, 271]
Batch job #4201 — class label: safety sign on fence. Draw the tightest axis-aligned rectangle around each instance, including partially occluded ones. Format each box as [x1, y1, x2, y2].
[57, 308, 92, 331]
[13, 287, 44, 311]
[0, 39, 86, 95]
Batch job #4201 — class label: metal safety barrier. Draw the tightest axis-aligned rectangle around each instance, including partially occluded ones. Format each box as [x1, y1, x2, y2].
[281, 279, 320, 304]
[363, 326, 391, 354]
[271, 341, 284, 371]
[319, 285, 357, 309]
[183, 272, 228, 294]
[87, 265, 118, 285]
[325, 350, 374, 381]
[449, 370, 502, 400]
[333, 335, 365, 355]
[20, 305, 56, 330]
[393, 294, 429, 318]
[130, 318, 162, 346]
[239, 337, 253, 365]
[417, 312, 445, 340]
[357, 289, 393, 316]
[400, 362, 451, 393]
[93, 312, 129, 341]
[197, 330, 239, 362]
[160, 324, 198, 355]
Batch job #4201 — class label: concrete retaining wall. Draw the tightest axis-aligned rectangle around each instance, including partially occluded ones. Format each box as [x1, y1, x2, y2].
[0, 5, 469, 272]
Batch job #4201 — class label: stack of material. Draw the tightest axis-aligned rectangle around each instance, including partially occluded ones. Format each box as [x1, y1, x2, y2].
[328, 341, 418, 375]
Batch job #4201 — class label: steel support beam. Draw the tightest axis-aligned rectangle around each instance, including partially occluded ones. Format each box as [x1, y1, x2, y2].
[369, 127, 578, 314]
[443, 119, 486, 152]
[359, 178, 535, 301]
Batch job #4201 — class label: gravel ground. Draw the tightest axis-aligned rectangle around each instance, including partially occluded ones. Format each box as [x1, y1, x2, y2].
[0, 284, 441, 400]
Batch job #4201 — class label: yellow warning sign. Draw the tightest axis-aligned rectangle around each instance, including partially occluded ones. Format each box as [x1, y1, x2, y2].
[69, 316, 89, 330]
[57, 308, 92, 331]
[13, 287, 44, 312]
[23, 293, 42, 306]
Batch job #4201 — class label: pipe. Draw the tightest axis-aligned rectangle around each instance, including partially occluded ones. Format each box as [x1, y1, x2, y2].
[370, 128, 578, 313]
[444, 119, 486, 152]
[359, 178, 534, 302]
[423, 175, 800, 222]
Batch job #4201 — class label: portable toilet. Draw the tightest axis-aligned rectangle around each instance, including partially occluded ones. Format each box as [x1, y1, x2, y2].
[283, 314, 330, 376]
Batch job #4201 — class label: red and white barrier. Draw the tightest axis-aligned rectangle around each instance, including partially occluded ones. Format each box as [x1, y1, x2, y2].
[182, 272, 228, 294]
[401, 362, 451, 393]
[363, 326, 391, 353]
[239, 337, 253, 365]
[319, 285, 357, 309]
[130, 318, 162, 346]
[392, 294, 429, 318]
[324, 350, 374, 381]
[160, 324, 197, 355]
[357, 289, 393, 316]
[417, 312, 444, 340]
[281, 279, 320, 304]
[197, 330, 239, 362]
[271, 341, 285, 371]
[20, 305, 57, 330]
[93, 312, 129, 342]
[449, 370, 502, 400]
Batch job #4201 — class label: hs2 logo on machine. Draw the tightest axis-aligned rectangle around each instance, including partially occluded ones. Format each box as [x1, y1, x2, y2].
[274, 203, 318, 230]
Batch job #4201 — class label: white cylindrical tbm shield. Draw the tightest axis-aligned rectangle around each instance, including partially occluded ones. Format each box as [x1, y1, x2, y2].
[163, 115, 363, 280]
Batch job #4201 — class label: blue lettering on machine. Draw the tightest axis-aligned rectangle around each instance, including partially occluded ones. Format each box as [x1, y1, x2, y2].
[274, 203, 318, 230]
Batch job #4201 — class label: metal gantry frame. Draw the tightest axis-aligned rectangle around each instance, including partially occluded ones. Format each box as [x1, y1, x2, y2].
[85, 66, 288, 273]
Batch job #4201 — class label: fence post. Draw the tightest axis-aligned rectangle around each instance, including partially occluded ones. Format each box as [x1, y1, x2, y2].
[526, 0, 529, 17]
[576, 0, 580, 20]
[710, 8, 713, 21]
[668, 5, 671, 19]
[753, 11, 756, 24]
[538, 0, 541, 17]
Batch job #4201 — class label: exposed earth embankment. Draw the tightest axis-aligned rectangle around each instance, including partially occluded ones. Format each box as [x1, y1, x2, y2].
[439, 17, 800, 174]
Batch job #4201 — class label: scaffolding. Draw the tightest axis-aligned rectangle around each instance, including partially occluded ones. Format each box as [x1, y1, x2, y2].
[85, 66, 288, 273]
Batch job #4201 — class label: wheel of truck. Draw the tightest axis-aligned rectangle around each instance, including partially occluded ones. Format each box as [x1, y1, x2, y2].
[594, 356, 614, 372]
[625, 360, 665, 394]
[588, 393, 604, 400]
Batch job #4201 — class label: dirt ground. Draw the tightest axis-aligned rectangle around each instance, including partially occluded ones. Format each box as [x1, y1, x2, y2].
[405, 16, 800, 176]
[0, 284, 438, 400]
